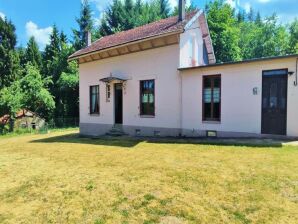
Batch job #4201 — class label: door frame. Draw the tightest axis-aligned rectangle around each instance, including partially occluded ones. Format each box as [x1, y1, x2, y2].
[261, 68, 288, 135]
[114, 83, 123, 124]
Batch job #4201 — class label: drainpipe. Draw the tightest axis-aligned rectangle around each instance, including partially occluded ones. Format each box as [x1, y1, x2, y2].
[294, 58, 298, 86]
[179, 70, 183, 137]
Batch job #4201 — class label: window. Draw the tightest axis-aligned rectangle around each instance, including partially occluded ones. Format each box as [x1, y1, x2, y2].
[140, 80, 155, 116]
[203, 75, 221, 121]
[106, 84, 111, 102]
[90, 85, 99, 114]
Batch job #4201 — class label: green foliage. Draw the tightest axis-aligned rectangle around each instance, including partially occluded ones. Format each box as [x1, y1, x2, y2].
[172, 1, 197, 16]
[206, 0, 241, 62]
[288, 19, 298, 53]
[0, 64, 55, 118]
[42, 26, 79, 119]
[73, 0, 93, 50]
[0, 17, 21, 88]
[25, 37, 42, 69]
[98, 0, 172, 36]
[238, 12, 291, 60]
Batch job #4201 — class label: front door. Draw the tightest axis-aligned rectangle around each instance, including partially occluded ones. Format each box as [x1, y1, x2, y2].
[261, 69, 288, 135]
[114, 83, 123, 124]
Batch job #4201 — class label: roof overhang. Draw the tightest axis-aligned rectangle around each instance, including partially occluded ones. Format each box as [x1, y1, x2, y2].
[68, 30, 182, 63]
[99, 76, 128, 83]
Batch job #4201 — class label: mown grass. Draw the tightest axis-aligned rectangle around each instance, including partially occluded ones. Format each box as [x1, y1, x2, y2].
[0, 130, 297, 223]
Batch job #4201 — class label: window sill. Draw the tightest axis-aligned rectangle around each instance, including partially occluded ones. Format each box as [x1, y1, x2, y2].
[89, 113, 100, 117]
[202, 120, 221, 124]
[140, 115, 155, 118]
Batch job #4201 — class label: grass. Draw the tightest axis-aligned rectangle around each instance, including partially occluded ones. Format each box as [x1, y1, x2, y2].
[0, 130, 298, 223]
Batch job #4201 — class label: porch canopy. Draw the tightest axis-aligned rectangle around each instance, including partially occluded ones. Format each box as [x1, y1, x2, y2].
[99, 76, 128, 83]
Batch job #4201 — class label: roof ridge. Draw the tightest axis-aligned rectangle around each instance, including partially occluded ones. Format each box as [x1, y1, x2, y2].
[93, 11, 198, 44]
[69, 10, 199, 59]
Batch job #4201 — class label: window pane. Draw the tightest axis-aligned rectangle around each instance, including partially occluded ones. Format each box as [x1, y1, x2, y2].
[213, 88, 220, 103]
[263, 69, 287, 76]
[204, 103, 211, 119]
[269, 82, 277, 108]
[204, 77, 211, 88]
[204, 88, 212, 103]
[90, 85, 99, 114]
[203, 76, 221, 121]
[214, 77, 220, 88]
[213, 102, 220, 119]
[140, 80, 155, 115]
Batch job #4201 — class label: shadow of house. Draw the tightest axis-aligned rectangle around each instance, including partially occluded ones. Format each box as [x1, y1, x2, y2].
[30, 133, 287, 148]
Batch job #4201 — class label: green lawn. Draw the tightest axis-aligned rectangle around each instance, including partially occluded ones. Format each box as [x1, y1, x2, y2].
[0, 130, 298, 224]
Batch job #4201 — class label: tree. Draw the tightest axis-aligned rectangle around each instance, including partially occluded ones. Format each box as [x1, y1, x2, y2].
[172, 1, 197, 16]
[252, 14, 289, 58]
[99, 0, 173, 37]
[99, 0, 126, 36]
[288, 19, 298, 53]
[160, 0, 170, 19]
[43, 25, 62, 82]
[123, 0, 136, 30]
[56, 60, 79, 118]
[205, 0, 241, 62]
[0, 17, 21, 88]
[247, 6, 255, 22]
[0, 63, 55, 130]
[73, 0, 93, 50]
[25, 36, 42, 69]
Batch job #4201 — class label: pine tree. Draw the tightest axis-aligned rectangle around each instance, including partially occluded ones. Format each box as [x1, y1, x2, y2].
[44, 25, 60, 63]
[43, 25, 61, 82]
[247, 6, 255, 22]
[0, 17, 20, 88]
[25, 36, 42, 69]
[160, 0, 170, 19]
[255, 12, 262, 25]
[123, 0, 135, 30]
[73, 0, 93, 50]
[99, 0, 173, 36]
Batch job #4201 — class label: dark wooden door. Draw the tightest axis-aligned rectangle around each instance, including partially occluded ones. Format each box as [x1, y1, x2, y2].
[114, 83, 123, 124]
[261, 70, 288, 135]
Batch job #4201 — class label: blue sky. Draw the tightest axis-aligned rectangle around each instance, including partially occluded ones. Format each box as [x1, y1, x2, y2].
[0, 0, 297, 49]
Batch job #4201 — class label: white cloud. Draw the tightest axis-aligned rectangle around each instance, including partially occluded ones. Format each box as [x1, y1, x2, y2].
[0, 12, 5, 20]
[25, 21, 52, 49]
[89, 0, 109, 13]
[225, 0, 236, 8]
[244, 2, 251, 12]
[225, 0, 241, 9]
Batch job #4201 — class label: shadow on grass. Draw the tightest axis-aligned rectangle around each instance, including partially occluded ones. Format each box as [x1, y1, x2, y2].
[29, 133, 288, 148]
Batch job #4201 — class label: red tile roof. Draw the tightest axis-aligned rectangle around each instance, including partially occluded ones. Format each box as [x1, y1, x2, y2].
[69, 11, 198, 59]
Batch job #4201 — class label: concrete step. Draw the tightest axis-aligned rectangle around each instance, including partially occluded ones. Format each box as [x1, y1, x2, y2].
[106, 125, 126, 136]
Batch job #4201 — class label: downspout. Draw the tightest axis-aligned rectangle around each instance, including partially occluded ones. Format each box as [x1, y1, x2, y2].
[294, 58, 298, 86]
[179, 70, 183, 137]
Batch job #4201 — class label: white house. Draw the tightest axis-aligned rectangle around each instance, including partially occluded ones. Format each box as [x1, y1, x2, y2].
[69, 1, 298, 138]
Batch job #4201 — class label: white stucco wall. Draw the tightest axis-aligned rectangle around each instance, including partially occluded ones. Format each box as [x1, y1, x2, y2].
[179, 19, 205, 68]
[181, 57, 298, 137]
[79, 44, 181, 130]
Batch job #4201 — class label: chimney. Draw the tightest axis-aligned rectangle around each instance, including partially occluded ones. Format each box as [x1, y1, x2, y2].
[178, 0, 186, 22]
[85, 31, 92, 47]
